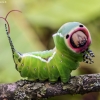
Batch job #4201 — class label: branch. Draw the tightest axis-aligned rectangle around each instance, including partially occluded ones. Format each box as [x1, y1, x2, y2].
[0, 73, 100, 100]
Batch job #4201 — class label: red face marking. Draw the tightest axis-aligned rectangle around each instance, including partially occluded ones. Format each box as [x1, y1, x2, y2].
[66, 26, 91, 53]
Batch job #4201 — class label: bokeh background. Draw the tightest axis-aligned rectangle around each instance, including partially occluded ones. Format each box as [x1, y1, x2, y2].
[0, 0, 100, 100]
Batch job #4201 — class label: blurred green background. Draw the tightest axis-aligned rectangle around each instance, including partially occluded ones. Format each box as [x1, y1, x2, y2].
[0, 0, 100, 100]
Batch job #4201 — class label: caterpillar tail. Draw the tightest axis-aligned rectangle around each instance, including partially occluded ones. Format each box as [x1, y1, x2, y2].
[5, 24, 22, 69]
[0, 10, 22, 33]
[5, 24, 15, 54]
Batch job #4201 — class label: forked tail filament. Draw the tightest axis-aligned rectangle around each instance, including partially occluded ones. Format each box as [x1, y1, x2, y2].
[0, 10, 22, 33]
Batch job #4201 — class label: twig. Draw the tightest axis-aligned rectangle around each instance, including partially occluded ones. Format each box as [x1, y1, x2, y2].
[0, 73, 100, 100]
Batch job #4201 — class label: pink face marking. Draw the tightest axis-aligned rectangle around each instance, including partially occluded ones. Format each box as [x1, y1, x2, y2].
[66, 25, 91, 53]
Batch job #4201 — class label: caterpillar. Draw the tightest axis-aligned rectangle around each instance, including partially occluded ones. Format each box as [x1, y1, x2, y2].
[1, 10, 95, 83]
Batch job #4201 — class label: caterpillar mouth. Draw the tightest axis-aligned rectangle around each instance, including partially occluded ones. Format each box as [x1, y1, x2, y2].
[70, 31, 87, 48]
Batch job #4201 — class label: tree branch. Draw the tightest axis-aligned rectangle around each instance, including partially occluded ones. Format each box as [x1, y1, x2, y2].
[0, 73, 100, 100]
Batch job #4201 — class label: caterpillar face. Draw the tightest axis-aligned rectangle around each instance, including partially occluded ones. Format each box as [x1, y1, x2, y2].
[64, 24, 91, 53]
[58, 22, 91, 53]
[57, 22, 94, 64]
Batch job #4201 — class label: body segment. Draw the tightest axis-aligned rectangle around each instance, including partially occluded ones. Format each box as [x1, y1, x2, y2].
[18, 49, 79, 83]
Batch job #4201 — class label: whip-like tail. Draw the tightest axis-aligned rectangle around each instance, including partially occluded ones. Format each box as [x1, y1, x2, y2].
[5, 23, 22, 70]
[1, 10, 23, 69]
[5, 24, 15, 54]
[0, 10, 22, 54]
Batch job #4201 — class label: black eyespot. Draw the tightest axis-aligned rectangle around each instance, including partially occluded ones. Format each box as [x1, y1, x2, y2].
[18, 58, 21, 62]
[66, 34, 69, 39]
[79, 25, 83, 27]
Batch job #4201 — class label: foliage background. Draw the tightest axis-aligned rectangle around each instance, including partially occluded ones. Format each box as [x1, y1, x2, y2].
[0, 0, 100, 100]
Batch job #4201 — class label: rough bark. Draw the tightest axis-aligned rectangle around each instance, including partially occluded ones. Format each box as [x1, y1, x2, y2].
[0, 73, 100, 100]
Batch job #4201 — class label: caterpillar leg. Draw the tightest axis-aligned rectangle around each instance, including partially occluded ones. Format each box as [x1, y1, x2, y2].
[48, 70, 59, 83]
[60, 69, 71, 83]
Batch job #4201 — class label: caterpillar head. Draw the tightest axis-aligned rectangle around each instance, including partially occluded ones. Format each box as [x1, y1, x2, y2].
[53, 22, 95, 64]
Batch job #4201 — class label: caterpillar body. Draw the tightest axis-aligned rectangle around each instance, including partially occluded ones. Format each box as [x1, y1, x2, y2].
[1, 10, 95, 83]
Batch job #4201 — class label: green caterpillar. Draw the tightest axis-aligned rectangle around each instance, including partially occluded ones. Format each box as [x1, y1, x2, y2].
[1, 10, 95, 83]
